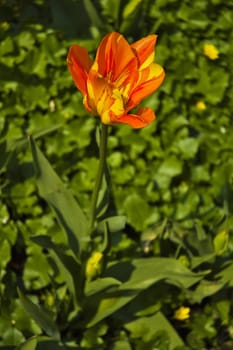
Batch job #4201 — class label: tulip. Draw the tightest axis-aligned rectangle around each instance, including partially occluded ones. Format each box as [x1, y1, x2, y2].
[67, 32, 165, 128]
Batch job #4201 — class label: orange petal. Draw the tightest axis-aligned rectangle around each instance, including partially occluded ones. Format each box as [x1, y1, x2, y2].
[111, 107, 155, 128]
[128, 63, 165, 109]
[131, 34, 157, 70]
[93, 32, 137, 83]
[67, 45, 92, 95]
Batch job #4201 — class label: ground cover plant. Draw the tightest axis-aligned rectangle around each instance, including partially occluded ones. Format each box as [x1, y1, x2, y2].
[0, 0, 233, 349]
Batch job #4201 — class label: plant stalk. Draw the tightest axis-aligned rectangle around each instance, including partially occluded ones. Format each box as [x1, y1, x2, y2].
[89, 123, 108, 233]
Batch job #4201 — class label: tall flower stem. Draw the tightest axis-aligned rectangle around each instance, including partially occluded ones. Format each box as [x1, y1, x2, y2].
[89, 123, 108, 233]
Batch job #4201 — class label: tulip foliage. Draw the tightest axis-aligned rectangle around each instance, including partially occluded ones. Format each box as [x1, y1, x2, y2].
[0, 0, 233, 349]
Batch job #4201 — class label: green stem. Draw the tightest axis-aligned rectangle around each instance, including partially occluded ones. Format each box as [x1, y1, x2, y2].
[89, 123, 108, 233]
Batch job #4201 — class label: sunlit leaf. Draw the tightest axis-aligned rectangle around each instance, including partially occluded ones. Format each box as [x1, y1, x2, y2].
[18, 336, 38, 350]
[86, 258, 205, 326]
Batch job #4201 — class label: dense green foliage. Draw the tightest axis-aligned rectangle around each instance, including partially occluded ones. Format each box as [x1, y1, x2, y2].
[0, 0, 233, 349]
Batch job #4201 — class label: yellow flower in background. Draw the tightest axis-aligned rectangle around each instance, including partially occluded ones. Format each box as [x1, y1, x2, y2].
[203, 44, 219, 60]
[174, 306, 190, 321]
[85, 252, 103, 280]
[213, 230, 229, 256]
[0, 21, 10, 31]
[196, 101, 206, 110]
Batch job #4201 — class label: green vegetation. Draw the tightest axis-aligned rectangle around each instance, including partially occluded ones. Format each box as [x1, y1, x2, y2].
[0, 0, 233, 349]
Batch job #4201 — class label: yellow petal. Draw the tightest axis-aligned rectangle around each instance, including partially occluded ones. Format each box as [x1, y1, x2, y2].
[203, 43, 219, 60]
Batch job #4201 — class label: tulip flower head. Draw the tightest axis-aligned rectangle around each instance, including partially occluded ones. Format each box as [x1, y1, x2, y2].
[67, 32, 165, 128]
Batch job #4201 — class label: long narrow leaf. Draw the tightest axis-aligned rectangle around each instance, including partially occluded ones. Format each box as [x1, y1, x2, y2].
[83, 0, 103, 29]
[17, 336, 38, 350]
[29, 136, 89, 256]
[18, 289, 60, 340]
[31, 235, 83, 306]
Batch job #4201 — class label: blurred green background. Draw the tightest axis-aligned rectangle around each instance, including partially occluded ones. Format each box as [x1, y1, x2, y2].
[1, 0, 233, 349]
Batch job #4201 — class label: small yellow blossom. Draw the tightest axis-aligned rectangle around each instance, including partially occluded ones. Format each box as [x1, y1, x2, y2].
[85, 252, 103, 280]
[203, 44, 219, 60]
[0, 21, 10, 31]
[178, 255, 190, 268]
[174, 306, 190, 321]
[196, 101, 206, 110]
[213, 230, 229, 256]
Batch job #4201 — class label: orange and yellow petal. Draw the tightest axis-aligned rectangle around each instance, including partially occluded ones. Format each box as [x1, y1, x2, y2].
[85, 71, 110, 114]
[85, 72, 126, 124]
[67, 45, 92, 95]
[128, 63, 165, 109]
[111, 107, 155, 129]
[131, 34, 157, 70]
[93, 32, 138, 83]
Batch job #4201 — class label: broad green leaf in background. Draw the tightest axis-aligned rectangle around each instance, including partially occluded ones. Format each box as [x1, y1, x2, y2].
[216, 260, 233, 287]
[124, 194, 151, 231]
[97, 216, 127, 234]
[111, 340, 131, 350]
[189, 279, 224, 303]
[125, 311, 184, 349]
[29, 136, 88, 256]
[18, 336, 80, 350]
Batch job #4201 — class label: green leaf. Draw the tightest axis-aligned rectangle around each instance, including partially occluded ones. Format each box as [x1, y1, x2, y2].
[83, 0, 103, 29]
[190, 280, 224, 303]
[125, 311, 184, 348]
[31, 235, 83, 306]
[111, 340, 131, 350]
[17, 337, 38, 350]
[18, 289, 60, 340]
[0, 36, 14, 56]
[29, 136, 88, 256]
[216, 261, 233, 287]
[99, 0, 121, 29]
[176, 137, 199, 160]
[98, 216, 126, 233]
[191, 254, 215, 269]
[124, 194, 151, 231]
[86, 258, 205, 326]
[213, 230, 229, 255]
[85, 277, 121, 297]
[32, 337, 75, 350]
[122, 0, 144, 18]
